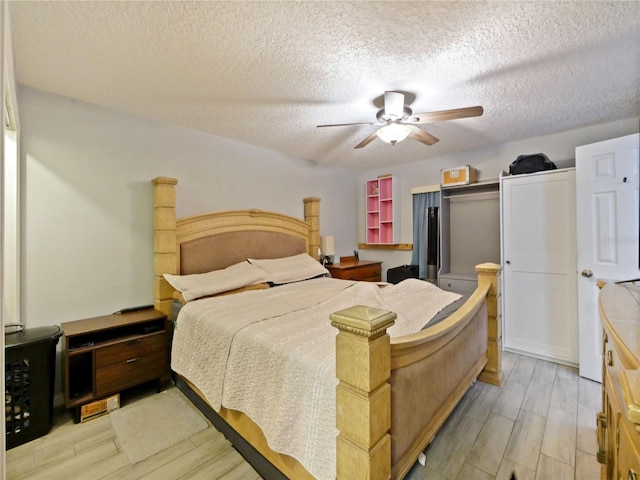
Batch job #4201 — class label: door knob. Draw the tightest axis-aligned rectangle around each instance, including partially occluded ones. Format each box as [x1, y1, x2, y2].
[582, 269, 593, 278]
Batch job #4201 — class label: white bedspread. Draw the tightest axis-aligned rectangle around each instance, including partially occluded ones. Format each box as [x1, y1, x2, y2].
[171, 277, 461, 480]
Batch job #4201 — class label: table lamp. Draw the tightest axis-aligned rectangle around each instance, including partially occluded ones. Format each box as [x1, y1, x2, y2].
[320, 235, 335, 265]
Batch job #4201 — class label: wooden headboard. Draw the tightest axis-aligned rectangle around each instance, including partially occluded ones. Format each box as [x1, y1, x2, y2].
[151, 177, 321, 318]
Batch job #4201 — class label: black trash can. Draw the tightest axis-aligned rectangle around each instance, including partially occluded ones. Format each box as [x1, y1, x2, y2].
[5, 324, 62, 449]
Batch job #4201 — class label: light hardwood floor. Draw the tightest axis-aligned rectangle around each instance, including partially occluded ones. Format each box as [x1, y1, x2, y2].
[6, 352, 602, 480]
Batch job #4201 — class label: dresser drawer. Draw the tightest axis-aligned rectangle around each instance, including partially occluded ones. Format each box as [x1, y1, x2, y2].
[96, 349, 167, 397]
[95, 332, 166, 369]
[439, 276, 477, 294]
[618, 418, 640, 480]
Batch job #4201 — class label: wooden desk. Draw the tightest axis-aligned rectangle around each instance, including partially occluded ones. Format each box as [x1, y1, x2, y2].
[325, 260, 382, 282]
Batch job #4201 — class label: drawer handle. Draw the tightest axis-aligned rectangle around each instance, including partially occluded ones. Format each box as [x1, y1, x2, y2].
[126, 357, 140, 364]
[630, 469, 637, 480]
[374, 269, 380, 275]
[349, 275, 355, 280]
[607, 350, 613, 367]
[127, 339, 142, 345]
[604, 331, 608, 343]
[597, 412, 607, 464]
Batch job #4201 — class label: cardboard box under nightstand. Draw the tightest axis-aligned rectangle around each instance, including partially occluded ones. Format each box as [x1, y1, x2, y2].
[80, 393, 120, 423]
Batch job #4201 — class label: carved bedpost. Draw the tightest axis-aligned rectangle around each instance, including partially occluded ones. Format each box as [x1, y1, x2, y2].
[303, 197, 321, 260]
[476, 262, 503, 386]
[330, 305, 397, 480]
[152, 177, 178, 319]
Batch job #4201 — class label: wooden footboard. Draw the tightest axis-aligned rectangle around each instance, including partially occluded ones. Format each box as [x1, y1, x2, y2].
[331, 263, 501, 480]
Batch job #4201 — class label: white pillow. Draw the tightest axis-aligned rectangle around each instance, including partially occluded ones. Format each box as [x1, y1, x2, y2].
[163, 261, 269, 302]
[248, 253, 329, 284]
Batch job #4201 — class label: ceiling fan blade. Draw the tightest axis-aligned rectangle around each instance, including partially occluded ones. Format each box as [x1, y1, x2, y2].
[354, 130, 380, 149]
[407, 125, 439, 146]
[406, 106, 483, 124]
[384, 91, 405, 118]
[317, 121, 382, 128]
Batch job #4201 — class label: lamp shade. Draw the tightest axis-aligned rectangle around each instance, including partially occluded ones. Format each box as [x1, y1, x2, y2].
[377, 123, 411, 145]
[320, 235, 335, 256]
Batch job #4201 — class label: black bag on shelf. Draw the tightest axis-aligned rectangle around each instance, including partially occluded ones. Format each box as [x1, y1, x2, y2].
[508, 153, 557, 175]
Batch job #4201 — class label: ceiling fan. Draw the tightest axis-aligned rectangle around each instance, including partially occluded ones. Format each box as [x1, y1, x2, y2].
[317, 91, 483, 149]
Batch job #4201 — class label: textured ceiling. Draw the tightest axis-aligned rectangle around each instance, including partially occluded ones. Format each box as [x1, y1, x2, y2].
[9, 1, 640, 170]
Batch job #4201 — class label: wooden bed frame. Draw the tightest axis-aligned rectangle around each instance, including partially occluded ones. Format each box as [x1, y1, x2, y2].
[152, 177, 502, 480]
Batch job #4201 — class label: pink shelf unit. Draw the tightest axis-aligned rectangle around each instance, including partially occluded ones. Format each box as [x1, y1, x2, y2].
[365, 176, 398, 244]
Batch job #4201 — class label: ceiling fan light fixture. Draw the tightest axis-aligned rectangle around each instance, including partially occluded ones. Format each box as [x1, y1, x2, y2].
[376, 123, 411, 145]
[318, 90, 483, 149]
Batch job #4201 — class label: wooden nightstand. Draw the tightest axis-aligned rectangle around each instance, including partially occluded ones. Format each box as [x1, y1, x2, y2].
[326, 259, 382, 282]
[61, 308, 169, 421]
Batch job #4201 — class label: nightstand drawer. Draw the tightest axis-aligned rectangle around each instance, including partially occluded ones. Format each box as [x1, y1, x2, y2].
[96, 349, 167, 397]
[343, 264, 381, 281]
[327, 261, 382, 282]
[95, 332, 166, 369]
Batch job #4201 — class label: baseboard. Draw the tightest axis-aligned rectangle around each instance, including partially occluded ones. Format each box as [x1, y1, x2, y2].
[503, 347, 579, 369]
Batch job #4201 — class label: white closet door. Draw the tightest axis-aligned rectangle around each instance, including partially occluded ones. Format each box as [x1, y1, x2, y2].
[502, 169, 578, 365]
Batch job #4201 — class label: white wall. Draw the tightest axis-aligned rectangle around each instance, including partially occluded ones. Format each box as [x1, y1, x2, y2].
[1, 0, 6, 472]
[20, 87, 638, 320]
[19, 86, 358, 327]
[357, 118, 639, 277]
[16, 85, 639, 407]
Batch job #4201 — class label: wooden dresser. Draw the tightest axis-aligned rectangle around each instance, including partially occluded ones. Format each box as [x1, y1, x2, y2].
[598, 281, 640, 480]
[325, 259, 382, 282]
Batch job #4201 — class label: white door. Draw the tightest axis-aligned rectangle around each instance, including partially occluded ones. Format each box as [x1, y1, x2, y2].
[576, 133, 639, 382]
[502, 169, 578, 365]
